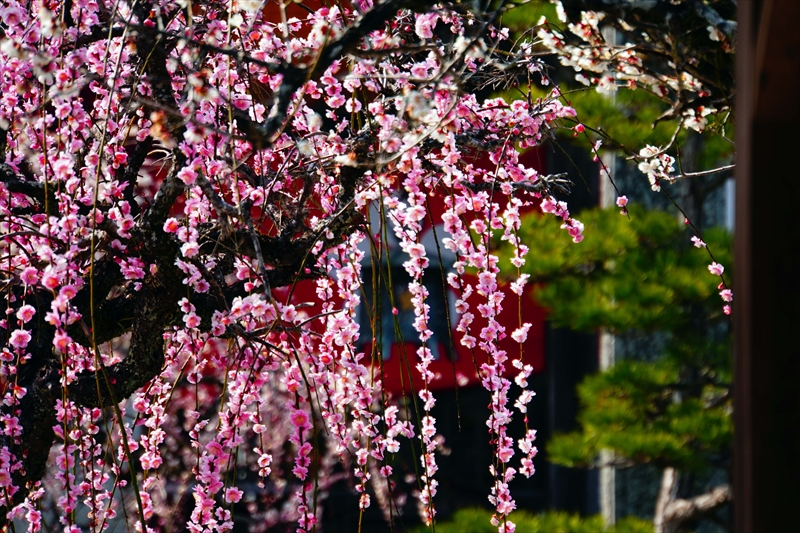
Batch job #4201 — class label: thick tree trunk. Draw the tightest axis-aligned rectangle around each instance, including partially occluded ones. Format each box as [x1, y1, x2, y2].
[654, 467, 732, 533]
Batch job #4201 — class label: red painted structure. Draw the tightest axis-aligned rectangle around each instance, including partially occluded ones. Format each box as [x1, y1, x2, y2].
[278, 147, 550, 396]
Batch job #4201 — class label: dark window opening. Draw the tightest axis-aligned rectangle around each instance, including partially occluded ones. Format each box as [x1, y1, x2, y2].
[357, 265, 454, 361]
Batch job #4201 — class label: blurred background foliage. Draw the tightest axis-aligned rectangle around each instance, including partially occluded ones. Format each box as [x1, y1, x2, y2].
[411, 507, 653, 533]
[508, 205, 732, 333]
[498, 204, 733, 466]
[491, 199, 732, 532]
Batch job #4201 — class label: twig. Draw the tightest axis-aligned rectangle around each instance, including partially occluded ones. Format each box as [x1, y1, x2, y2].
[465, 173, 572, 196]
[666, 164, 735, 183]
[241, 198, 272, 301]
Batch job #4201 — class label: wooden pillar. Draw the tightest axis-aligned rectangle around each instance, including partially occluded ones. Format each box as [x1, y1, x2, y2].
[735, 2, 800, 531]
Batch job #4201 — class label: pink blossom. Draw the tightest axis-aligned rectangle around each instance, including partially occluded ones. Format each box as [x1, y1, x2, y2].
[257, 453, 272, 469]
[140, 452, 162, 471]
[183, 312, 201, 329]
[20, 267, 39, 285]
[181, 242, 200, 258]
[510, 323, 531, 344]
[562, 219, 585, 243]
[509, 274, 530, 295]
[520, 455, 536, 476]
[179, 298, 194, 314]
[1, 6, 25, 28]
[359, 493, 370, 509]
[292, 465, 308, 480]
[290, 409, 311, 430]
[163, 218, 180, 233]
[280, 304, 297, 323]
[708, 262, 725, 276]
[120, 259, 146, 280]
[691, 236, 707, 248]
[415, 13, 439, 39]
[498, 520, 516, 533]
[9, 329, 31, 349]
[224, 487, 243, 503]
[16, 305, 35, 323]
[59, 285, 77, 300]
[461, 334, 476, 349]
[177, 167, 198, 185]
[497, 445, 514, 463]
[41, 270, 59, 290]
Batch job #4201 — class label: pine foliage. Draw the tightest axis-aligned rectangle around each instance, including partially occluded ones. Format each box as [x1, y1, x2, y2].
[411, 507, 653, 533]
[501, 204, 732, 524]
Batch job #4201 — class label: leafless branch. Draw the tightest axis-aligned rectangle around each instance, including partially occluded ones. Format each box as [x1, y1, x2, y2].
[667, 164, 736, 183]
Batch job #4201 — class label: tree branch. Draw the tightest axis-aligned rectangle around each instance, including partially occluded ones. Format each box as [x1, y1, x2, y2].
[67, 278, 175, 409]
[0, 163, 56, 208]
[655, 466, 732, 533]
[662, 484, 732, 533]
[234, 0, 419, 149]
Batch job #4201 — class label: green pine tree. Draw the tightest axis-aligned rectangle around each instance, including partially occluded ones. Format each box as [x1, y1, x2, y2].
[501, 204, 732, 532]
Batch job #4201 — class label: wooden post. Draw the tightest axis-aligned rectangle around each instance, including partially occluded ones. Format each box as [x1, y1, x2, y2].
[735, 2, 800, 531]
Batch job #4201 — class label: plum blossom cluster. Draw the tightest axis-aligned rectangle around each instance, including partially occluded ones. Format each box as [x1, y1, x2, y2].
[707, 262, 732, 315]
[536, 0, 732, 134]
[637, 145, 676, 193]
[386, 183, 442, 524]
[690, 228, 733, 315]
[437, 166, 552, 530]
[0, 1, 583, 531]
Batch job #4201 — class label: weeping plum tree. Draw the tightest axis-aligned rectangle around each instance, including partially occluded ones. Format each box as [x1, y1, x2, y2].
[0, 0, 584, 531]
[0, 0, 735, 531]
